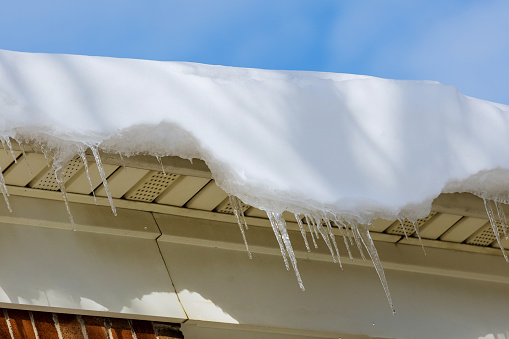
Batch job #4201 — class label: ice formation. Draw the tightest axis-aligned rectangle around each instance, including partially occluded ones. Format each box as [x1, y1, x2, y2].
[1, 49, 509, 312]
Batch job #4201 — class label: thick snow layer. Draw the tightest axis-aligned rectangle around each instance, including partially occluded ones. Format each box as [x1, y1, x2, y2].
[1, 49, 509, 223]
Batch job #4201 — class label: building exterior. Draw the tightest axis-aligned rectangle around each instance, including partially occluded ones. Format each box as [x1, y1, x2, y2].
[0, 145, 508, 338]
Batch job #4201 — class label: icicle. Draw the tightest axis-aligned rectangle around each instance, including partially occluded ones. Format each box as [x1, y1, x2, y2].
[313, 216, 337, 264]
[90, 146, 117, 216]
[294, 214, 310, 252]
[355, 224, 396, 314]
[350, 223, 367, 261]
[342, 222, 355, 246]
[40, 145, 52, 167]
[304, 214, 318, 248]
[269, 211, 305, 291]
[0, 138, 9, 156]
[18, 143, 32, 176]
[0, 168, 12, 212]
[495, 201, 509, 240]
[229, 195, 252, 259]
[325, 218, 342, 268]
[54, 168, 76, 231]
[3, 137, 17, 163]
[77, 146, 98, 205]
[412, 221, 426, 255]
[333, 219, 354, 261]
[119, 152, 127, 172]
[398, 219, 409, 239]
[156, 155, 166, 176]
[267, 211, 290, 270]
[484, 199, 509, 262]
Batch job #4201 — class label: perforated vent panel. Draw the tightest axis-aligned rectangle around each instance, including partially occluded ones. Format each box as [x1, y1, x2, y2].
[215, 197, 250, 214]
[466, 222, 504, 246]
[386, 212, 437, 236]
[30, 156, 83, 191]
[124, 172, 180, 202]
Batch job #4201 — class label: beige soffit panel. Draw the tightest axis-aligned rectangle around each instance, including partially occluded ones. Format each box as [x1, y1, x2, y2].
[3, 153, 50, 187]
[418, 213, 463, 240]
[0, 150, 20, 171]
[66, 163, 119, 195]
[215, 196, 250, 214]
[370, 218, 396, 233]
[29, 156, 83, 191]
[155, 176, 210, 207]
[385, 212, 437, 237]
[440, 217, 488, 243]
[245, 207, 268, 219]
[124, 171, 180, 202]
[466, 223, 498, 247]
[185, 180, 228, 211]
[95, 167, 150, 199]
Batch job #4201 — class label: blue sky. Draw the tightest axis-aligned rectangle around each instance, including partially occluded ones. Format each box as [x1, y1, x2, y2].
[1, 0, 508, 104]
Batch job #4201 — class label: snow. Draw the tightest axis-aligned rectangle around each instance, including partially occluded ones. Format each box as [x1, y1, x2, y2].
[1, 49, 508, 223]
[1, 48, 509, 311]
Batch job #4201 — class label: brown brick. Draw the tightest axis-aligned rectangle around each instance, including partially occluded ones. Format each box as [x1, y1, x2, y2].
[153, 322, 183, 339]
[108, 317, 134, 339]
[82, 315, 108, 339]
[0, 309, 13, 338]
[57, 314, 85, 339]
[5, 309, 37, 339]
[31, 311, 59, 339]
[130, 320, 156, 339]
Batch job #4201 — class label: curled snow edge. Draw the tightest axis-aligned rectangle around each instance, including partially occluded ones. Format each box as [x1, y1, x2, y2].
[1, 49, 509, 312]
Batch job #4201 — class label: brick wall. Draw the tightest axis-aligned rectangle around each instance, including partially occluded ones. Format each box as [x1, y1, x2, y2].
[0, 308, 183, 339]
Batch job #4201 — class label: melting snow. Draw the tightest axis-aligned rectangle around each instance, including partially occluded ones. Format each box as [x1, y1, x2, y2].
[1, 49, 509, 312]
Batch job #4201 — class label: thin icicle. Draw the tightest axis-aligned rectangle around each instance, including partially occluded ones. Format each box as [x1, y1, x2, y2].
[270, 211, 305, 291]
[54, 168, 76, 231]
[40, 145, 52, 167]
[0, 169, 11, 212]
[294, 214, 310, 252]
[18, 143, 32, 176]
[267, 211, 290, 270]
[304, 214, 318, 249]
[398, 219, 409, 239]
[325, 218, 342, 268]
[90, 146, 117, 216]
[333, 219, 354, 261]
[313, 216, 337, 264]
[3, 137, 17, 163]
[77, 146, 98, 205]
[342, 222, 355, 246]
[119, 152, 127, 172]
[495, 201, 509, 240]
[0, 138, 9, 156]
[229, 195, 252, 259]
[350, 223, 367, 261]
[412, 222, 426, 255]
[156, 155, 166, 175]
[484, 199, 509, 262]
[355, 224, 396, 314]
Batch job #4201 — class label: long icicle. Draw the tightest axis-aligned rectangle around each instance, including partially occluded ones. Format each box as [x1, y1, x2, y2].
[355, 224, 396, 314]
[325, 218, 342, 269]
[273, 212, 305, 291]
[304, 214, 318, 249]
[3, 137, 17, 163]
[350, 223, 367, 261]
[398, 219, 409, 239]
[77, 146, 98, 205]
[54, 167, 76, 231]
[18, 142, 32, 177]
[313, 216, 337, 264]
[229, 195, 252, 259]
[484, 199, 508, 262]
[0, 168, 12, 212]
[333, 219, 354, 261]
[412, 221, 426, 255]
[267, 211, 290, 270]
[294, 214, 310, 252]
[90, 146, 117, 216]
[495, 201, 509, 240]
